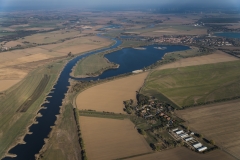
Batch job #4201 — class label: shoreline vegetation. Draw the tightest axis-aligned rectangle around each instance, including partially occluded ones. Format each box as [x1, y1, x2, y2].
[70, 40, 154, 78]
[1, 58, 69, 159]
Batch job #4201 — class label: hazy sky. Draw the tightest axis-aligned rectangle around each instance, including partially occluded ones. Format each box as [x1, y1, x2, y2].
[0, 0, 239, 10]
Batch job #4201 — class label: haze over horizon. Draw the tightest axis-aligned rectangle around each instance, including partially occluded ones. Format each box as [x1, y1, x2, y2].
[0, 0, 239, 11]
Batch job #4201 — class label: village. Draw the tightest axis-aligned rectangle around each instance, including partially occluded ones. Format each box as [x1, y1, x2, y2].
[123, 93, 217, 153]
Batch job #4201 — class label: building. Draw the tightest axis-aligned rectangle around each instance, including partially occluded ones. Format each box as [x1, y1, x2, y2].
[180, 134, 189, 138]
[197, 146, 208, 152]
[193, 142, 203, 149]
[184, 137, 194, 142]
[175, 130, 184, 135]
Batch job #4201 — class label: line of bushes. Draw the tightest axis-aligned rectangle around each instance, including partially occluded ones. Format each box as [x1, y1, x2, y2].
[73, 108, 88, 160]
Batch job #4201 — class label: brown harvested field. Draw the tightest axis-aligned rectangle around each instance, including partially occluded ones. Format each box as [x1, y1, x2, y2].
[0, 68, 27, 92]
[0, 80, 21, 92]
[36, 36, 112, 56]
[176, 99, 240, 159]
[1, 36, 111, 63]
[17, 30, 81, 44]
[0, 36, 112, 91]
[4, 41, 25, 48]
[76, 72, 149, 113]
[157, 50, 238, 70]
[79, 116, 152, 160]
[129, 147, 236, 160]
[0, 68, 27, 80]
[0, 53, 53, 68]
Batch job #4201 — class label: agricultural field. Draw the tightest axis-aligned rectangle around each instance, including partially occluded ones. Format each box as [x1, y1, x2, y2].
[158, 50, 238, 70]
[17, 30, 83, 44]
[176, 99, 240, 159]
[0, 35, 112, 92]
[1, 41, 25, 48]
[0, 80, 21, 92]
[72, 54, 116, 77]
[141, 60, 240, 108]
[76, 72, 148, 113]
[0, 60, 66, 159]
[129, 25, 207, 37]
[129, 147, 235, 160]
[79, 116, 152, 160]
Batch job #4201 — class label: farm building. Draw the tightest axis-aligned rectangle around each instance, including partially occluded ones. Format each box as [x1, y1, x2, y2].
[184, 137, 194, 142]
[193, 143, 203, 149]
[175, 130, 184, 135]
[197, 146, 208, 152]
[180, 134, 189, 138]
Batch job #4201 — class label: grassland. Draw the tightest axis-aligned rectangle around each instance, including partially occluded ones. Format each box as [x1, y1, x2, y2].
[176, 99, 240, 159]
[72, 54, 116, 77]
[79, 116, 152, 160]
[141, 60, 240, 108]
[76, 72, 149, 113]
[39, 103, 81, 160]
[128, 147, 235, 160]
[0, 60, 66, 159]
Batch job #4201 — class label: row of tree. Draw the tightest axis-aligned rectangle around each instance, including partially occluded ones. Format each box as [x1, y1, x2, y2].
[73, 108, 88, 160]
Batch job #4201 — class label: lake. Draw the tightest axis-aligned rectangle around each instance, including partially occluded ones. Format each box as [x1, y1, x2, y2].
[74, 44, 189, 81]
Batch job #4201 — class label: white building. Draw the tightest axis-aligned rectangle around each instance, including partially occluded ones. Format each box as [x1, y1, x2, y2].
[180, 134, 189, 138]
[184, 137, 194, 142]
[193, 143, 203, 149]
[197, 146, 207, 152]
[175, 130, 184, 135]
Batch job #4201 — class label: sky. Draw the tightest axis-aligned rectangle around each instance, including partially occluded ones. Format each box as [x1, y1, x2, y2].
[0, 0, 239, 10]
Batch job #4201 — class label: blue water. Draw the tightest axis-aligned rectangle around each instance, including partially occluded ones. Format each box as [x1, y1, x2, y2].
[214, 32, 240, 39]
[3, 36, 189, 159]
[73, 45, 189, 81]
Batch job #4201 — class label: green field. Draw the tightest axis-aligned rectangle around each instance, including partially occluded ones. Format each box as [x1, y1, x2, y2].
[73, 54, 116, 77]
[0, 60, 66, 159]
[141, 60, 240, 108]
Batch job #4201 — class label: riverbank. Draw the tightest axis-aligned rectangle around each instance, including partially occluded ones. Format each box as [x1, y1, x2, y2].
[1, 58, 68, 159]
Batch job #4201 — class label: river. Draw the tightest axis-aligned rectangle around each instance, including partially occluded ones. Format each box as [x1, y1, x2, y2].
[3, 38, 189, 159]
